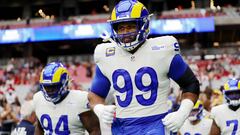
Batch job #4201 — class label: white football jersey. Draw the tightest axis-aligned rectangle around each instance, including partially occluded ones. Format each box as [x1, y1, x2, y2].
[33, 90, 90, 135]
[179, 118, 213, 135]
[94, 36, 180, 118]
[211, 103, 240, 135]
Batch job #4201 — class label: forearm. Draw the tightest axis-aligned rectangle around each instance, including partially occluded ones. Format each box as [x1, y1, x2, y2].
[35, 120, 44, 135]
[10, 113, 19, 123]
[1, 111, 10, 119]
[181, 92, 198, 104]
[88, 91, 105, 109]
[80, 111, 101, 135]
[209, 120, 221, 135]
[89, 130, 101, 135]
[35, 127, 44, 135]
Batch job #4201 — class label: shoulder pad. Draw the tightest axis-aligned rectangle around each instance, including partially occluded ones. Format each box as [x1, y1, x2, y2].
[149, 36, 180, 54]
[33, 91, 42, 101]
[32, 91, 43, 110]
[94, 42, 116, 64]
[71, 90, 88, 100]
[210, 105, 222, 118]
[70, 90, 90, 111]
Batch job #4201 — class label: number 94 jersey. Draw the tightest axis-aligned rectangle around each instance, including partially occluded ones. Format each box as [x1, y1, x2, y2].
[33, 90, 90, 135]
[92, 36, 186, 118]
[211, 104, 240, 135]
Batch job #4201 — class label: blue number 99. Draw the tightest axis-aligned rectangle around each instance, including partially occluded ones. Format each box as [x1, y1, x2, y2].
[112, 69, 133, 107]
[112, 67, 158, 107]
[135, 67, 158, 106]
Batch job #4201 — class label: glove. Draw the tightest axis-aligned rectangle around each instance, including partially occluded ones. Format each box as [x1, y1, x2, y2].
[162, 99, 194, 132]
[93, 104, 116, 124]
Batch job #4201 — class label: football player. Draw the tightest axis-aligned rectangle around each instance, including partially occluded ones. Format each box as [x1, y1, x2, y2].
[33, 62, 100, 135]
[210, 78, 240, 135]
[88, 0, 200, 134]
[178, 100, 213, 135]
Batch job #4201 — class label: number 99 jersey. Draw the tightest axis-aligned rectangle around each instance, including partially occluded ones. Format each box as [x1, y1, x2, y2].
[33, 90, 90, 135]
[91, 36, 187, 118]
[211, 104, 240, 135]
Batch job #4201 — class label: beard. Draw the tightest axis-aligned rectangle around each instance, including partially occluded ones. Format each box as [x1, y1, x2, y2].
[121, 35, 136, 43]
[119, 32, 138, 43]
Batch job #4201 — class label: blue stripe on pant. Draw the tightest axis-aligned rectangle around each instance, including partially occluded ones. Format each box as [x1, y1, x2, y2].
[112, 113, 168, 135]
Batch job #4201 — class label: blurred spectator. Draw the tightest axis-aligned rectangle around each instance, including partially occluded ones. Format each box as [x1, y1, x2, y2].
[24, 91, 35, 101]
[0, 99, 19, 133]
[11, 100, 36, 135]
[5, 84, 20, 106]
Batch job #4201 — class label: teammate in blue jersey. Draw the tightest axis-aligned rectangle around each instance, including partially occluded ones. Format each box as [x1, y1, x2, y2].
[88, 0, 200, 134]
[33, 62, 100, 135]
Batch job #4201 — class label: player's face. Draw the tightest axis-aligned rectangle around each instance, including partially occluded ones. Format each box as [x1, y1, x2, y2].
[225, 90, 240, 100]
[43, 84, 60, 98]
[117, 22, 137, 43]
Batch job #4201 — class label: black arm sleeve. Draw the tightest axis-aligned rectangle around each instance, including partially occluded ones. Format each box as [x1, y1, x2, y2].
[175, 66, 200, 95]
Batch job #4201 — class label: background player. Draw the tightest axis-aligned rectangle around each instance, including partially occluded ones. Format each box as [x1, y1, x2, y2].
[33, 62, 100, 135]
[210, 78, 240, 135]
[178, 100, 213, 135]
[88, 0, 200, 134]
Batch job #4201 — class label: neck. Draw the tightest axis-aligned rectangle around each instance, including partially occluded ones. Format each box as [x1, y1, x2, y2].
[128, 40, 146, 54]
[53, 91, 69, 104]
[190, 120, 201, 125]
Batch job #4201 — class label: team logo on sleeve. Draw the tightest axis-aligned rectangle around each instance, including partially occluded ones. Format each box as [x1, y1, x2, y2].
[174, 43, 180, 51]
[106, 47, 115, 57]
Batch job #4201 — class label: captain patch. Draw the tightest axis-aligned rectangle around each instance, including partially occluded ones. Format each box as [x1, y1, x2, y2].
[106, 47, 115, 57]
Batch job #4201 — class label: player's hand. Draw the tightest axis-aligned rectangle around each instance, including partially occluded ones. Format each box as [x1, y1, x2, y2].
[162, 99, 194, 132]
[93, 104, 116, 124]
[162, 110, 188, 132]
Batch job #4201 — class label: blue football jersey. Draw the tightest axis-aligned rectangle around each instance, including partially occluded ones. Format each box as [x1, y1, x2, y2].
[11, 120, 35, 135]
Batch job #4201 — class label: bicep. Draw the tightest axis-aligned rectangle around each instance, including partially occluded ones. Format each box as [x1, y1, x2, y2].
[209, 120, 221, 135]
[35, 119, 44, 135]
[80, 111, 100, 135]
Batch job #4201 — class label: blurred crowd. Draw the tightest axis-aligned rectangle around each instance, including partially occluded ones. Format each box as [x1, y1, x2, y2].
[0, 54, 239, 133]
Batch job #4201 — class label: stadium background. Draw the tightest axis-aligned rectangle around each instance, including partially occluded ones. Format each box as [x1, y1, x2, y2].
[0, 0, 240, 134]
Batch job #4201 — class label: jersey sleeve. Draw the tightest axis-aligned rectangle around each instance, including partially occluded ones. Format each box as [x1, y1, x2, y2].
[162, 36, 186, 81]
[91, 44, 111, 98]
[166, 36, 200, 94]
[32, 91, 42, 111]
[76, 91, 91, 114]
[90, 65, 111, 98]
[93, 43, 105, 64]
[163, 36, 181, 55]
[168, 54, 188, 81]
[210, 107, 220, 127]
